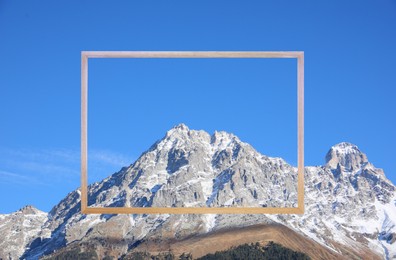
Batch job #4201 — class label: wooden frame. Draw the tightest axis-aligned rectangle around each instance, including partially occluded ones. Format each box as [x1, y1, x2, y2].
[81, 51, 304, 214]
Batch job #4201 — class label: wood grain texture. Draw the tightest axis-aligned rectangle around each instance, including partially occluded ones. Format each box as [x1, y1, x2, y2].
[82, 207, 303, 215]
[82, 51, 303, 59]
[80, 51, 304, 215]
[297, 53, 305, 213]
[81, 53, 88, 212]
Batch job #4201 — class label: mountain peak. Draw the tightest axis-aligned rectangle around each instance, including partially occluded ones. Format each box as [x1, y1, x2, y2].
[325, 142, 368, 171]
[330, 142, 359, 153]
[17, 205, 42, 215]
[173, 123, 189, 131]
[165, 123, 190, 137]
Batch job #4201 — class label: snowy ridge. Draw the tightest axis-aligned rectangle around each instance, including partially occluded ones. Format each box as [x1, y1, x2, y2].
[330, 142, 361, 155]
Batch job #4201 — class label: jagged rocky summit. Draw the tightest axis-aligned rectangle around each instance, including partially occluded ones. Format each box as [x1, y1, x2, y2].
[0, 124, 395, 260]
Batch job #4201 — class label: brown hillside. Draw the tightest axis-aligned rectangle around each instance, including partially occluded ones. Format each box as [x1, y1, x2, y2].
[132, 224, 381, 260]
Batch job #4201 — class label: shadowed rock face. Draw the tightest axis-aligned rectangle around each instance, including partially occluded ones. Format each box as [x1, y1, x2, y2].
[1, 125, 396, 259]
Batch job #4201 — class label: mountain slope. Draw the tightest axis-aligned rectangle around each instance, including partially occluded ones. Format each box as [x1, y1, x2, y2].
[1, 124, 395, 259]
[129, 224, 349, 259]
[283, 142, 396, 259]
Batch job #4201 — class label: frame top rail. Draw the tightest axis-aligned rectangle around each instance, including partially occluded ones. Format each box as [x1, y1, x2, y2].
[82, 51, 304, 59]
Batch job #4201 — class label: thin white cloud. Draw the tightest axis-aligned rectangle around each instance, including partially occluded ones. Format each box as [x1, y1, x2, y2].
[0, 170, 46, 185]
[17, 161, 79, 176]
[89, 149, 131, 167]
[2, 148, 79, 163]
[0, 148, 135, 185]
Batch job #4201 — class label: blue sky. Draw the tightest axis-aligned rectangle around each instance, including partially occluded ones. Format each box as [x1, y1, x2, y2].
[1, 1, 395, 213]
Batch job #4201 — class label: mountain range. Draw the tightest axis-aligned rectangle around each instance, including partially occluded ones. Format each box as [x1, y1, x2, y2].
[0, 124, 395, 259]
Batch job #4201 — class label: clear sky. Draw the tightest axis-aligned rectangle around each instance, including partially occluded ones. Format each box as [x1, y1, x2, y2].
[1, 1, 395, 213]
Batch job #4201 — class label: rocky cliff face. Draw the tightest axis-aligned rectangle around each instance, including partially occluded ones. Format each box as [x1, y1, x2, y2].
[325, 142, 369, 171]
[1, 124, 395, 259]
[85, 123, 297, 210]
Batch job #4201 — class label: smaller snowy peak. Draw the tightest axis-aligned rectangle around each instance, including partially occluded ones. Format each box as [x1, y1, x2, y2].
[325, 142, 368, 171]
[0, 205, 48, 260]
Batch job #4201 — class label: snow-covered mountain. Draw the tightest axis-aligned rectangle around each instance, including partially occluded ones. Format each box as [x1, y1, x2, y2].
[277, 142, 396, 259]
[0, 206, 48, 260]
[1, 124, 395, 259]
